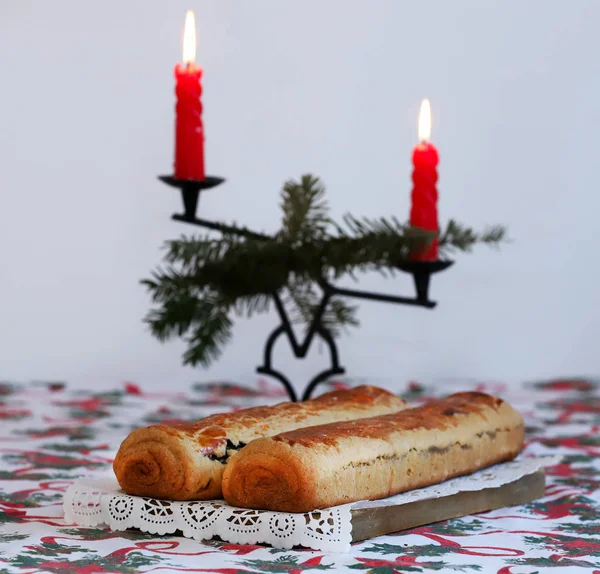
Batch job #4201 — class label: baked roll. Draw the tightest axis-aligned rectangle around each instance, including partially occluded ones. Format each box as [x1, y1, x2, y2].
[222, 392, 525, 512]
[113, 385, 408, 500]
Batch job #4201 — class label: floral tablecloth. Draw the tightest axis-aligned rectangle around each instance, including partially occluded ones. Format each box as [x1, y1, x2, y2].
[0, 377, 599, 573]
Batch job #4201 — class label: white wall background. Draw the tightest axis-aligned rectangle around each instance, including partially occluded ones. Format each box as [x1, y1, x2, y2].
[1, 0, 599, 391]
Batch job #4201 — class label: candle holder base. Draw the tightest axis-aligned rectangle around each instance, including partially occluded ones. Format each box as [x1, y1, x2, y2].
[158, 175, 225, 220]
[394, 260, 454, 304]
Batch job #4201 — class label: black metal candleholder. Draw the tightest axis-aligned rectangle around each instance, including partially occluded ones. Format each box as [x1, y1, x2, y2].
[158, 175, 453, 401]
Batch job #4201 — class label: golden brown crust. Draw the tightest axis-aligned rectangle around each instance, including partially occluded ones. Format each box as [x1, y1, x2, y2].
[272, 392, 506, 447]
[221, 392, 525, 512]
[113, 385, 408, 500]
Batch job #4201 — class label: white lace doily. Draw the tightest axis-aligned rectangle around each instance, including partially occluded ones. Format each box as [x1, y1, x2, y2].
[63, 475, 353, 552]
[63, 456, 560, 553]
[354, 455, 561, 509]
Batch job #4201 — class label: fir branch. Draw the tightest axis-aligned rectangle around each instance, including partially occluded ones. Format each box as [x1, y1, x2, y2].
[330, 214, 436, 276]
[162, 235, 246, 271]
[144, 290, 202, 341]
[326, 297, 360, 333]
[143, 286, 234, 367]
[141, 268, 199, 303]
[279, 175, 330, 242]
[439, 219, 507, 255]
[283, 281, 358, 336]
[233, 293, 272, 318]
[182, 302, 233, 367]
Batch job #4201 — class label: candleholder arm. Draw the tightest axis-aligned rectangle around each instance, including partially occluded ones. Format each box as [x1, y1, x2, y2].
[171, 214, 270, 240]
[321, 280, 437, 309]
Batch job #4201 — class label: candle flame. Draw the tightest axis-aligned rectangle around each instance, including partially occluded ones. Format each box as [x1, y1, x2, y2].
[182, 10, 196, 64]
[418, 98, 432, 142]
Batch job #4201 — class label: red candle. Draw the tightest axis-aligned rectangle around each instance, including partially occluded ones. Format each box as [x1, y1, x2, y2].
[409, 99, 439, 260]
[174, 11, 205, 181]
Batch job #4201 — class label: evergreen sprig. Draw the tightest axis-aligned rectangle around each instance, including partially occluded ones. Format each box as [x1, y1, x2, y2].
[142, 174, 507, 367]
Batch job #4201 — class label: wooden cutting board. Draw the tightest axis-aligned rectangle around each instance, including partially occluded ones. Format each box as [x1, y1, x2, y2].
[351, 470, 545, 542]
